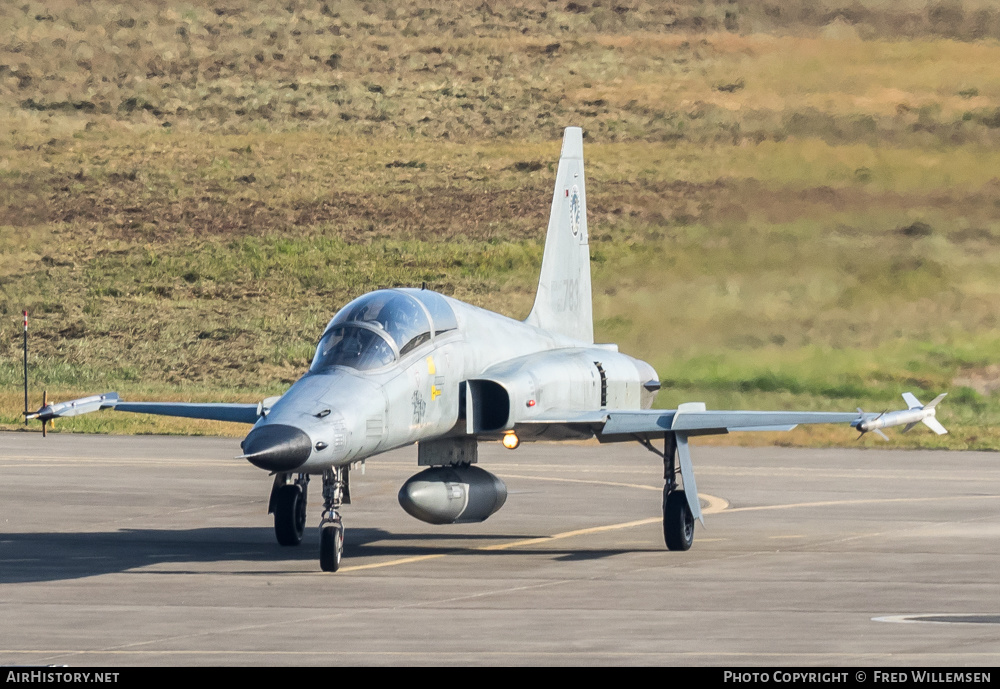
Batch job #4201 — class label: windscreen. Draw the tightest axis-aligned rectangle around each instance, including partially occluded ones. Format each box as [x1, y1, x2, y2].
[312, 290, 439, 371]
[329, 290, 432, 356]
[310, 326, 396, 372]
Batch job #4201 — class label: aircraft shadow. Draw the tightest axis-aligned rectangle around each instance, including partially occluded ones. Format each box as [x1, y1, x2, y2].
[1, 527, 620, 582]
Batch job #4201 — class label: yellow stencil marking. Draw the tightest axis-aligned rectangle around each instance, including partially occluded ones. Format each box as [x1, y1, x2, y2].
[427, 356, 439, 399]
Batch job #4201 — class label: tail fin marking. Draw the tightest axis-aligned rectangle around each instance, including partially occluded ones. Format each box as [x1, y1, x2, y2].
[524, 127, 594, 344]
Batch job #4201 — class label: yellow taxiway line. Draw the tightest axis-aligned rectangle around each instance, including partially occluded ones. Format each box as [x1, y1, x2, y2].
[340, 483, 729, 572]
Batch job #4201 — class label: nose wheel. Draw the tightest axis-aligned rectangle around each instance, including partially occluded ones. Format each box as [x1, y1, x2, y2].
[320, 520, 343, 572]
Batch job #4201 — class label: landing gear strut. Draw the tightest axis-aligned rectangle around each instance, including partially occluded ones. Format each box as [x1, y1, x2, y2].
[639, 432, 696, 551]
[272, 473, 309, 546]
[319, 466, 347, 572]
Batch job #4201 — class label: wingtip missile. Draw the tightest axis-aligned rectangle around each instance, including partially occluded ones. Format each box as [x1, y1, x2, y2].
[24, 392, 121, 436]
[855, 392, 948, 438]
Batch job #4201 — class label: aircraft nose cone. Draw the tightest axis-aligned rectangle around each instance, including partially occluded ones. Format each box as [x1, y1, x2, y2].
[241, 424, 312, 472]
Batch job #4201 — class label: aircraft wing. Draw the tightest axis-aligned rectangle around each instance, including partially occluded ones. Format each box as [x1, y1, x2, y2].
[27, 392, 262, 425]
[515, 406, 869, 442]
[513, 404, 871, 528]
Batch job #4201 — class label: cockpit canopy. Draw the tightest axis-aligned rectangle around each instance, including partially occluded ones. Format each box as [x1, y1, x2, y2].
[310, 289, 457, 372]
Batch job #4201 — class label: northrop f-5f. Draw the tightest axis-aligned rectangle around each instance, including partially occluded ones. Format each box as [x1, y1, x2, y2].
[27, 128, 905, 571]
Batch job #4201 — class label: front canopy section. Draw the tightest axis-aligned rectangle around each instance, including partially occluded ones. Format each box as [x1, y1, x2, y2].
[331, 290, 432, 353]
[310, 325, 397, 372]
[312, 289, 451, 372]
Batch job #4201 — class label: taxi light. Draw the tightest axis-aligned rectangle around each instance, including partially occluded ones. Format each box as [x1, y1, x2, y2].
[502, 432, 520, 450]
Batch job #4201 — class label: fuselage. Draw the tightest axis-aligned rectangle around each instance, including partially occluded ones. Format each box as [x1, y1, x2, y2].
[241, 289, 657, 474]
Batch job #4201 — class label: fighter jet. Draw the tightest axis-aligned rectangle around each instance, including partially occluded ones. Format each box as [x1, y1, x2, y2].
[27, 127, 895, 572]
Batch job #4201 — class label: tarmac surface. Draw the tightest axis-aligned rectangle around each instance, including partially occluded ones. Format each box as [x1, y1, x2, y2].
[1, 431, 999, 666]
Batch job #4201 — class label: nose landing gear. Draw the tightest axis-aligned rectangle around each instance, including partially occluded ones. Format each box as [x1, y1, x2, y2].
[319, 466, 347, 572]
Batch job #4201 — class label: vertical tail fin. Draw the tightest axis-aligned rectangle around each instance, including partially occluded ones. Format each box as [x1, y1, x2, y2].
[524, 127, 594, 344]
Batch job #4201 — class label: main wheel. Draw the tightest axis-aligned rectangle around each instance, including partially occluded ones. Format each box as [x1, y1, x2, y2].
[663, 489, 695, 551]
[320, 522, 343, 572]
[274, 484, 307, 546]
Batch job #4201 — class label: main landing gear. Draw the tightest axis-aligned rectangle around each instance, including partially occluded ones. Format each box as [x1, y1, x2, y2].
[271, 474, 309, 546]
[639, 432, 696, 551]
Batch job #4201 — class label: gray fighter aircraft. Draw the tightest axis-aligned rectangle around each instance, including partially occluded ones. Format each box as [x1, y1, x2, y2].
[27, 127, 889, 572]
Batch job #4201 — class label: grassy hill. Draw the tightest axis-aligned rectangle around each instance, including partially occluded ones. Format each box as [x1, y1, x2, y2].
[3, 0, 1000, 447]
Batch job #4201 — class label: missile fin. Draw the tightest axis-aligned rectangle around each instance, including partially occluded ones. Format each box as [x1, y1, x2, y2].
[922, 417, 948, 435]
[923, 393, 947, 410]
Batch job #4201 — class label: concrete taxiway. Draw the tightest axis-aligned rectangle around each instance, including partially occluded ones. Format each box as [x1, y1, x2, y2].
[1, 432, 999, 666]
